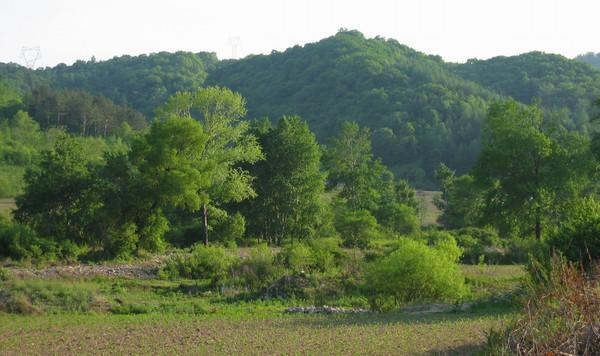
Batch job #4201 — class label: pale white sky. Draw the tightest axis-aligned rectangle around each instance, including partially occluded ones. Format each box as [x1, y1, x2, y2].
[0, 0, 598, 68]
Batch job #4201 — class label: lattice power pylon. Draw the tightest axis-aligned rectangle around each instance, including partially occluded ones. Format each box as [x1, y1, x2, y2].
[20, 46, 41, 69]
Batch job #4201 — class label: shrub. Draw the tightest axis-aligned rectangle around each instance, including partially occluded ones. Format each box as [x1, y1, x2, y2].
[0, 267, 13, 281]
[0, 280, 96, 314]
[422, 230, 463, 263]
[335, 209, 381, 248]
[281, 243, 315, 273]
[377, 203, 419, 235]
[159, 245, 234, 286]
[484, 256, 600, 355]
[235, 244, 282, 290]
[365, 238, 467, 307]
[549, 197, 600, 266]
[308, 237, 342, 272]
[212, 212, 246, 244]
[453, 227, 505, 264]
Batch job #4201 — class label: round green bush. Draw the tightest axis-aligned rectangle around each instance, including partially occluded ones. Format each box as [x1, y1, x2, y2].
[160, 245, 234, 285]
[365, 238, 467, 306]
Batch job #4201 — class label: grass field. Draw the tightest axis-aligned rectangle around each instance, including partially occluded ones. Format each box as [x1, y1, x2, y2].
[0, 311, 513, 355]
[0, 264, 523, 355]
[416, 190, 442, 226]
[0, 198, 15, 219]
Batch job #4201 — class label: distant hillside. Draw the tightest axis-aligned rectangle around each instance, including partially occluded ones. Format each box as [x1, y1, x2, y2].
[208, 30, 499, 186]
[453, 52, 600, 132]
[576, 52, 600, 69]
[0, 51, 218, 116]
[1, 31, 599, 188]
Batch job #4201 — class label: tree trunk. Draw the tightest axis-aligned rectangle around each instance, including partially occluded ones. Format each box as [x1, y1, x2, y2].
[535, 209, 542, 240]
[202, 204, 209, 246]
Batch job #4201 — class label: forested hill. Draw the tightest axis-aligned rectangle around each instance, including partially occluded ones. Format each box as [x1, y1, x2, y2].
[0, 51, 219, 116]
[208, 30, 498, 184]
[453, 52, 600, 133]
[2, 30, 600, 187]
[576, 52, 600, 69]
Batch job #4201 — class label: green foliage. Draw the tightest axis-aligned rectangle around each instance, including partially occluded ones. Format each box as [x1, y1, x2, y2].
[159, 245, 234, 285]
[324, 121, 419, 238]
[549, 196, 600, 264]
[235, 243, 282, 290]
[421, 230, 463, 263]
[473, 100, 593, 239]
[576, 52, 600, 69]
[324, 122, 386, 211]
[0, 279, 96, 314]
[435, 164, 482, 229]
[456, 52, 600, 129]
[209, 30, 495, 186]
[307, 237, 342, 272]
[0, 217, 82, 263]
[25, 86, 146, 135]
[212, 212, 246, 244]
[453, 227, 504, 264]
[1, 52, 218, 116]
[158, 87, 262, 245]
[240, 116, 327, 244]
[365, 238, 467, 306]
[281, 243, 316, 273]
[13, 135, 101, 245]
[334, 208, 381, 248]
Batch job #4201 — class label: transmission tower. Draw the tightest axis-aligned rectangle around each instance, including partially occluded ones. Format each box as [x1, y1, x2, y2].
[20, 46, 41, 69]
[228, 37, 241, 59]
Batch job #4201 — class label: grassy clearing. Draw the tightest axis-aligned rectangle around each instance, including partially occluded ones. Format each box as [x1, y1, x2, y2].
[0, 198, 15, 219]
[416, 190, 441, 227]
[0, 264, 523, 354]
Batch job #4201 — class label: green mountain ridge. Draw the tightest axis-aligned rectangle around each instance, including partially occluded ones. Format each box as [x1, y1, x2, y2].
[2, 30, 599, 187]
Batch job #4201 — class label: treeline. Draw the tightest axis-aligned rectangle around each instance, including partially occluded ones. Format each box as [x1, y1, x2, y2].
[3, 31, 600, 187]
[436, 98, 600, 264]
[0, 51, 218, 116]
[0, 82, 133, 197]
[576, 52, 600, 69]
[1, 87, 419, 261]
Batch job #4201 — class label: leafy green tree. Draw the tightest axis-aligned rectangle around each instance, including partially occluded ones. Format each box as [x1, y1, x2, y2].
[324, 121, 386, 211]
[158, 87, 262, 245]
[13, 135, 101, 244]
[434, 164, 483, 229]
[241, 116, 327, 245]
[473, 100, 594, 239]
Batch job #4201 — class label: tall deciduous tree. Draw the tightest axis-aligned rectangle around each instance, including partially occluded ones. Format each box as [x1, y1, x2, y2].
[241, 116, 327, 245]
[14, 135, 100, 244]
[473, 100, 593, 239]
[324, 121, 386, 211]
[158, 87, 262, 245]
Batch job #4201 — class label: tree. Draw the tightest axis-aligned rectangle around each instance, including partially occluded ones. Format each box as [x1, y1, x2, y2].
[241, 116, 327, 245]
[473, 100, 593, 239]
[324, 121, 385, 211]
[14, 135, 101, 245]
[158, 87, 262, 245]
[434, 163, 482, 229]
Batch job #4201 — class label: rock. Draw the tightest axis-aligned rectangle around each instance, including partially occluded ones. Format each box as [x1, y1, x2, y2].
[284, 305, 370, 314]
[402, 302, 474, 314]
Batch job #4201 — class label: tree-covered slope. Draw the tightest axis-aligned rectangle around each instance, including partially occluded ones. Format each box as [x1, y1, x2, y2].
[453, 52, 600, 132]
[207, 30, 499, 186]
[576, 52, 600, 69]
[0, 51, 218, 116]
[2, 32, 598, 188]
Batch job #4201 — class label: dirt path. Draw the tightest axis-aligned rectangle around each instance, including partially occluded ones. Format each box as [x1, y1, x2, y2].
[5, 256, 169, 279]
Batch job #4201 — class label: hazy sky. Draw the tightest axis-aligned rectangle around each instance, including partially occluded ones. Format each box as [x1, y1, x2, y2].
[1, 0, 598, 68]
